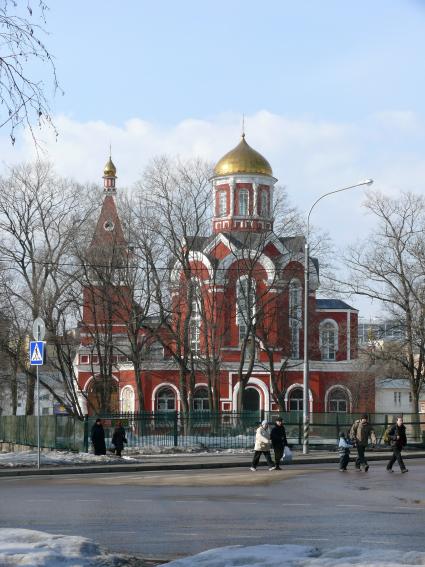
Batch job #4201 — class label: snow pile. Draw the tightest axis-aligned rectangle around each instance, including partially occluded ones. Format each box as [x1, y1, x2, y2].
[0, 449, 144, 468]
[0, 529, 136, 566]
[0, 446, 255, 468]
[3, 532, 425, 567]
[164, 544, 425, 567]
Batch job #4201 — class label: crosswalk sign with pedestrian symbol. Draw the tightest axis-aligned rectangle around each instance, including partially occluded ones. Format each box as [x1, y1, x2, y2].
[30, 341, 45, 366]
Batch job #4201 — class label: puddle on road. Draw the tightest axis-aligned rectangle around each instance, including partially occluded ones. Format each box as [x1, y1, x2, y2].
[52, 468, 312, 487]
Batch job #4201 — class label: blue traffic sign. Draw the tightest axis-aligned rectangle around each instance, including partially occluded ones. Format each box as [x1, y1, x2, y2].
[30, 341, 44, 366]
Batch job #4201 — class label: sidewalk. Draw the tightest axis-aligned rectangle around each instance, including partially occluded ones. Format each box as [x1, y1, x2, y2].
[1, 448, 425, 477]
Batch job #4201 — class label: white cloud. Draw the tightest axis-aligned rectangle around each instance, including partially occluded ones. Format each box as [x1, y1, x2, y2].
[1, 110, 424, 318]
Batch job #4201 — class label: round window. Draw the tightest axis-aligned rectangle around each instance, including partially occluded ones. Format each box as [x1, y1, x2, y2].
[103, 219, 115, 231]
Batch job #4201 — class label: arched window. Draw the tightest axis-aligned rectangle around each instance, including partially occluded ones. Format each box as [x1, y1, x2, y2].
[328, 387, 349, 413]
[320, 320, 338, 360]
[121, 386, 135, 413]
[147, 341, 164, 360]
[156, 387, 176, 412]
[192, 387, 209, 411]
[289, 387, 303, 412]
[218, 191, 227, 217]
[260, 190, 268, 216]
[289, 279, 302, 359]
[189, 278, 202, 355]
[236, 276, 256, 343]
[238, 189, 249, 216]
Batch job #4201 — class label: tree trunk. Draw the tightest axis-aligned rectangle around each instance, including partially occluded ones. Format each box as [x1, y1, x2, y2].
[25, 373, 35, 415]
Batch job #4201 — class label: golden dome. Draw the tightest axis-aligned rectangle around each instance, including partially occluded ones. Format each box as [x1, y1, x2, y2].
[214, 135, 273, 177]
[103, 156, 117, 177]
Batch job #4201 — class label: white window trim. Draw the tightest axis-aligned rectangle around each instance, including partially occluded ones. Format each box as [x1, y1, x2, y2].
[218, 190, 227, 217]
[319, 319, 339, 360]
[324, 384, 352, 413]
[289, 279, 302, 359]
[238, 189, 249, 216]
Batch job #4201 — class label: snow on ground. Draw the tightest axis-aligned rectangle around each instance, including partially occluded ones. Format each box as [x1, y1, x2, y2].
[2, 532, 425, 567]
[163, 544, 425, 567]
[0, 528, 425, 567]
[0, 446, 256, 468]
[0, 449, 145, 468]
[0, 529, 137, 566]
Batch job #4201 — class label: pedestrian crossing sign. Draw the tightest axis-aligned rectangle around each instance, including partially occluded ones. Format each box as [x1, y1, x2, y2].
[30, 341, 45, 366]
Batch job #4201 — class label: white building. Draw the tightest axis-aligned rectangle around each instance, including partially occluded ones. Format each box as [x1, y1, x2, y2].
[375, 377, 425, 414]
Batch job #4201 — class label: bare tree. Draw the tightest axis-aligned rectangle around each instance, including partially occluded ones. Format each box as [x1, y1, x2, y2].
[0, 1, 61, 146]
[343, 191, 425, 422]
[0, 162, 93, 416]
[136, 156, 212, 415]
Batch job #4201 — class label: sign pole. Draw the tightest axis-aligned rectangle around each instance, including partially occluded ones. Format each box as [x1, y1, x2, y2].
[32, 317, 45, 471]
[37, 364, 40, 469]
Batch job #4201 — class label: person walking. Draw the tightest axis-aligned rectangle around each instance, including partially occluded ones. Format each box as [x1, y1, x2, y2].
[386, 416, 408, 473]
[91, 418, 106, 456]
[270, 417, 288, 470]
[111, 421, 127, 457]
[338, 430, 352, 471]
[350, 414, 376, 472]
[250, 420, 274, 471]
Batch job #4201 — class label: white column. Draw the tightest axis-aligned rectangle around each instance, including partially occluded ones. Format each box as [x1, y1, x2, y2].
[269, 184, 274, 218]
[253, 182, 258, 216]
[230, 179, 235, 217]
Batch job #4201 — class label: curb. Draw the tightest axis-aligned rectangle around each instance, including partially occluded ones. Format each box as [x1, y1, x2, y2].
[1, 451, 425, 478]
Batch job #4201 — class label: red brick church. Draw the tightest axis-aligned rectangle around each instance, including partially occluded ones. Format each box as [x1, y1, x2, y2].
[77, 135, 374, 415]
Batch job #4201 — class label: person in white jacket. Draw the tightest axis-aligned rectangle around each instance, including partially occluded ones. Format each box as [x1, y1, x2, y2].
[250, 420, 275, 471]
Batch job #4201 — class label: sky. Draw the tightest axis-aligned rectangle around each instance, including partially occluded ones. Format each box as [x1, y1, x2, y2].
[1, 0, 425, 318]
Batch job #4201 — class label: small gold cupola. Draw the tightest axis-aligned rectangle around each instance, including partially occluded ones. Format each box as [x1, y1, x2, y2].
[103, 153, 117, 193]
[103, 156, 117, 178]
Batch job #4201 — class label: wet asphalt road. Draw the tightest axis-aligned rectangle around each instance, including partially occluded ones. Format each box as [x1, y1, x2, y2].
[0, 460, 424, 562]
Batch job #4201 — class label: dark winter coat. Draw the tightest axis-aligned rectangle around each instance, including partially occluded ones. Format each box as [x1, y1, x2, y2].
[350, 420, 377, 447]
[112, 426, 127, 451]
[270, 424, 288, 449]
[388, 423, 407, 449]
[91, 423, 106, 455]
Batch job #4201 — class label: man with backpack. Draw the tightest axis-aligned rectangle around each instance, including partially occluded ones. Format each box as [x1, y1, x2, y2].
[350, 414, 377, 472]
[386, 416, 408, 473]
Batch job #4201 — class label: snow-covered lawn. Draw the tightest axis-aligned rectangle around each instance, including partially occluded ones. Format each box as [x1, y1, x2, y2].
[0, 529, 137, 566]
[2, 534, 425, 567]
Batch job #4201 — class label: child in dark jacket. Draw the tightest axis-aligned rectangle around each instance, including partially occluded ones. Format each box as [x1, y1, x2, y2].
[338, 431, 352, 471]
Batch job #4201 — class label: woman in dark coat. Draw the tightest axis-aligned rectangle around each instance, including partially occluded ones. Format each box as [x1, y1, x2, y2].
[91, 418, 106, 456]
[111, 421, 127, 457]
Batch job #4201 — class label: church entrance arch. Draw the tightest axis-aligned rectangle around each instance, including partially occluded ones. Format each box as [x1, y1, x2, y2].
[242, 387, 260, 412]
[87, 377, 119, 415]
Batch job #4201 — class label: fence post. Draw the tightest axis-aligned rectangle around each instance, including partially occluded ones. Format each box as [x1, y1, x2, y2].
[173, 411, 178, 447]
[83, 414, 89, 452]
[336, 412, 339, 443]
[298, 415, 302, 445]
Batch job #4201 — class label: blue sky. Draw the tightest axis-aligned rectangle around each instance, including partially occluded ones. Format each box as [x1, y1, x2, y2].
[2, 0, 425, 317]
[44, 0, 425, 125]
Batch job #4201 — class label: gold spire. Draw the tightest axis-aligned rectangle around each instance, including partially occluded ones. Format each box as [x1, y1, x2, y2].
[214, 135, 273, 177]
[103, 155, 117, 177]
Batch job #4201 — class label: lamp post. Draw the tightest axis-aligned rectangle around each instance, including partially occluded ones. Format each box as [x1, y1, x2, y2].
[302, 179, 373, 454]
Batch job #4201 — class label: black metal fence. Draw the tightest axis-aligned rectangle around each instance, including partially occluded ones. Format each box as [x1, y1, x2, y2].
[1, 411, 425, 452]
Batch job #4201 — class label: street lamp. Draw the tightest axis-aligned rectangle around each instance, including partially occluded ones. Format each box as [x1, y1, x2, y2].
[302, 179, 374, 454]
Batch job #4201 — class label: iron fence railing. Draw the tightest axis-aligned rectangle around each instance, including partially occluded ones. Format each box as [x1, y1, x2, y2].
[1, 412, 424, 452]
